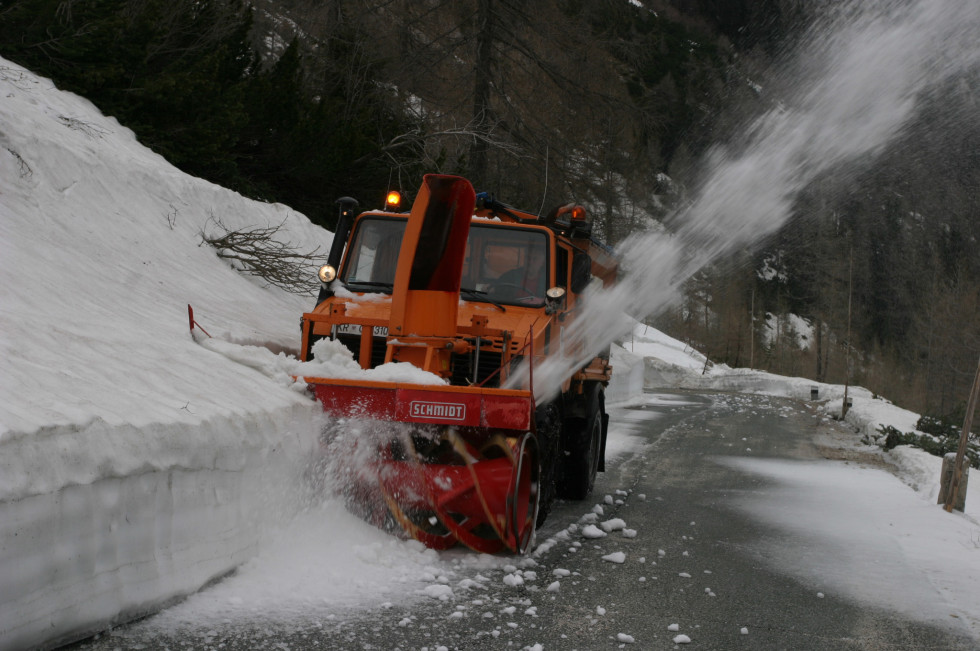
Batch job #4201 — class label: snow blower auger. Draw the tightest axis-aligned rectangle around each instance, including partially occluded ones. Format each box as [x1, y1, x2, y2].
[300, 173, 619, 554]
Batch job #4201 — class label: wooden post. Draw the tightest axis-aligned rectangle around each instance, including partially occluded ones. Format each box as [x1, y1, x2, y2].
[944, 354, 980, 513]
[939, 454, 969, 512]
[749, 287, 755, 369]
[841, 246, 853, 419]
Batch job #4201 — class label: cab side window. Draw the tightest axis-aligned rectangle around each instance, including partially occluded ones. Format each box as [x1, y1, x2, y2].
[556, 245, 570, 289]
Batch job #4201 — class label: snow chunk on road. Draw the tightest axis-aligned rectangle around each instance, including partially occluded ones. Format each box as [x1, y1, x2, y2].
[600, 518, 627, 532]
[617, 632, 636, 644]
[422, 584, 454, 600]
[601, 551, 626, 564]
[582, 524, 607, 539]
[503, 573, 525, 587]
[673, 634, 692, 643]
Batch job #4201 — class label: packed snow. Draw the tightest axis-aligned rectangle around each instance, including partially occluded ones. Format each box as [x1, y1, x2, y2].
[721, 456, 980, 627]
[2, 47, 979, 651]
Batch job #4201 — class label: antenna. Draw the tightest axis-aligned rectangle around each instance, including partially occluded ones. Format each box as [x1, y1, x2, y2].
[537, 145, 549, 216]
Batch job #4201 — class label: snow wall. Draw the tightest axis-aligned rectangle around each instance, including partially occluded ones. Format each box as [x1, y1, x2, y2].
[0, 58, 331, 649]
[0, 409, 323, 650]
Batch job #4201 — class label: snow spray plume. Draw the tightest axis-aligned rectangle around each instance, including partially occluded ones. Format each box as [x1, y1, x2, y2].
[311, 416, 419, 531]
[527, 0, 980, 403]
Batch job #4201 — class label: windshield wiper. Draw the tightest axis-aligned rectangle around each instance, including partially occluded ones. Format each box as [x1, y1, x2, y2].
[344, 280, 394, 291]
[461, 287, 506, 312]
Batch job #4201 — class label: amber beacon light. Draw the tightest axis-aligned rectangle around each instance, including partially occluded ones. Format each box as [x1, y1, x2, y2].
[385, 190, 402, 210]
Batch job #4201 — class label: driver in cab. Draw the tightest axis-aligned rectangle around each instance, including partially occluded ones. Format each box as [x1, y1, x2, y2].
[495, 245, 547, 304]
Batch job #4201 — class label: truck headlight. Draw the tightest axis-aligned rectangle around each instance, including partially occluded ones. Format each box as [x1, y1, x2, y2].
[318, 264, 337, 284]
[545, 286, 566, 314]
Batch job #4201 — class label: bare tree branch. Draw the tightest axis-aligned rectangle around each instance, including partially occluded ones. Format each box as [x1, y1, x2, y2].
[201, 214, 321, 295]
[5, 147, 33, 178]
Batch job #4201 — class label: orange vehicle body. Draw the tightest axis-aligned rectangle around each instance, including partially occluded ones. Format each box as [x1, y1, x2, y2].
[300, 174, 617, 554]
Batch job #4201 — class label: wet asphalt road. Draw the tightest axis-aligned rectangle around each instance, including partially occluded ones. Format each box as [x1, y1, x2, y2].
[69, 391, 979, 650]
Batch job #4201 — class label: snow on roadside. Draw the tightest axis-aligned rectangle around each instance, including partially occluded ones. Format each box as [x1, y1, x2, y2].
[137, 503, 504, 630]
[722, 457, 980, 634]
[623, 321, 979, 520]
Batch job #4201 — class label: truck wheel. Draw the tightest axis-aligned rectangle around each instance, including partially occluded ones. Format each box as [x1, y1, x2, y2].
[559, 384, 604, 500]
[534, 400, 562, 527]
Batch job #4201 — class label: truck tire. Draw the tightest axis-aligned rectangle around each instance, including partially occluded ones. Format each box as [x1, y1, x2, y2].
[534, 400, 562, 527]
[559, 383, 604, 500]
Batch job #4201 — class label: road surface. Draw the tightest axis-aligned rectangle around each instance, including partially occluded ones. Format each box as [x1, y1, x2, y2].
[69, 391, 978, 650]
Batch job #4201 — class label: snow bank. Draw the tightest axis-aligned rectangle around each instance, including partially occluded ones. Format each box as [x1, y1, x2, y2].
[0, 58, 335, 648]
[1, 409, 322, 650]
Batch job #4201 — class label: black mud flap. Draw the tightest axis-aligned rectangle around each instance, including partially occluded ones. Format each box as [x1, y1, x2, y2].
[599, 412, 609, 472]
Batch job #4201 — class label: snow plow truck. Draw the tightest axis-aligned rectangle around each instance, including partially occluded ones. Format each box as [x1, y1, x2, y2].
[300, 174, 618, 554]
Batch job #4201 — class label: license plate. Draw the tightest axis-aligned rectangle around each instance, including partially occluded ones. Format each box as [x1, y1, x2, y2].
[334, 323, 388, 337]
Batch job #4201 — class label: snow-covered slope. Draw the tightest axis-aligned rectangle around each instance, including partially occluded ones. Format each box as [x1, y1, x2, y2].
[0, 68, 328, 437]
[0, 58, 337, 649]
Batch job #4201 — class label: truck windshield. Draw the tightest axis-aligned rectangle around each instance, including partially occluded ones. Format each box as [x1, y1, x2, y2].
[342, 217, 549, 306]
[341, 217, 404, 288]
[464, 226, 548, 306]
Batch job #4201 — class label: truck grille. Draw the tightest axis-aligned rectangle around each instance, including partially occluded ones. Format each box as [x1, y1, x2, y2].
[450, 350, 504, 387]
